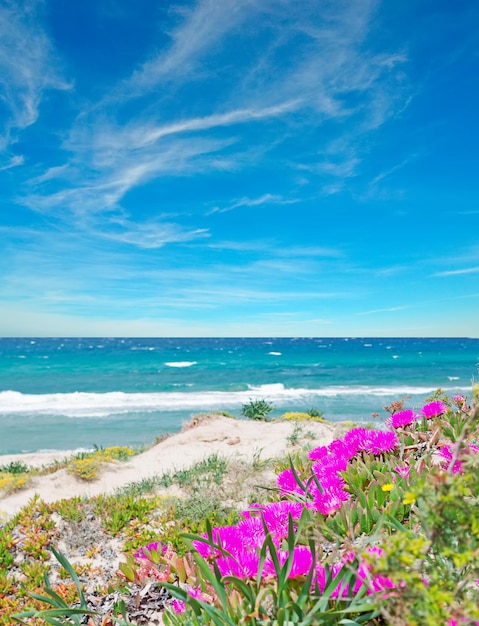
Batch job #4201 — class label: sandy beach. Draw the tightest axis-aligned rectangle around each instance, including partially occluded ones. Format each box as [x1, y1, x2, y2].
[0, 415, 341, 518]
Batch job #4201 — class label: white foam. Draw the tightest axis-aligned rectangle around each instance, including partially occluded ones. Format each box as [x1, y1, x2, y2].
[268, 351, 282, 356]
[164, 361, 197, 368]
[0, 384, 471, 419]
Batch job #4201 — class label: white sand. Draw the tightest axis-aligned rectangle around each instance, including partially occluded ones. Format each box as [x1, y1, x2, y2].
[0, 416, 339, 518]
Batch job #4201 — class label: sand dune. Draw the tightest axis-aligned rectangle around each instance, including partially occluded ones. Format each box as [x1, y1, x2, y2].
[0, 415, 340, 518]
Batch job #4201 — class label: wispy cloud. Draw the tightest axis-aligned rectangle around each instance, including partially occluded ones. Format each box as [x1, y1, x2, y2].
[99, 218, 209, 249]
[0, 1, 70, 150]
[209, 193, 300, 214]
[433, 266, 479, 277]
[117, 0, 260, 96]
[10, 0, 412, 256]
[0, 155, 24, 171]
[55, 0, 410, 218]
[370, 156, 414, 186]
[356, 306, 408, 316]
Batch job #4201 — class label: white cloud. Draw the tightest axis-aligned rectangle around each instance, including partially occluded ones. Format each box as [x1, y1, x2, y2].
[0, 154, 24, 171]
[14, 0, 412, 265]
[100, 219, 209, 249]
[356, 306, 408, 316]
[210, 193, 300, 214]
[0, 1, 70, 149]
[117, 0, 275, 97]
[433, 266, 479, 277]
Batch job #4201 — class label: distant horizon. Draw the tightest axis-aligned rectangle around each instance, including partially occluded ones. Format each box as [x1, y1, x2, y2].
[1, 1, 478, 338]
[1, 336, 477, 340]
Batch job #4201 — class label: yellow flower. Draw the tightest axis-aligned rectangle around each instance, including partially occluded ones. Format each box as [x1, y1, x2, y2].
[381, 483, 394, 492]
[402, 492, 416, 505]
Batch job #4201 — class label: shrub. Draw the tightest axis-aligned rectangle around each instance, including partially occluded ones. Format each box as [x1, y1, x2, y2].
[241, 399, 274, 421]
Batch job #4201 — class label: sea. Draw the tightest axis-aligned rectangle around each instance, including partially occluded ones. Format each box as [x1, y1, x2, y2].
[0, 337, 478, 455]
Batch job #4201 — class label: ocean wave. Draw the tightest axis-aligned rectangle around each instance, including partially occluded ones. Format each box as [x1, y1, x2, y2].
[164, 361, 197, 367]
[0, 384, 471, 418]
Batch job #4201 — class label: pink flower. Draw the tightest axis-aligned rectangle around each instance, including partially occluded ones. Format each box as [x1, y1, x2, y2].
[277, 468, 305, 495]
[387, 409, 417, 429]
[312, 486, 350, 515]
[171, 599, 185, 614]
[134, 541, 164, 560]
[439, 443, 479, 474]
[264, 546, 313, 579]
[394, 465, 410, 479]
[361, 430, 399, 454]
[421, 400, 447, 419]
[309, 445, 329, 461]
[342, 428, 370, 452]
[216, 551, 260, 578]
[236, 517, 266, 550]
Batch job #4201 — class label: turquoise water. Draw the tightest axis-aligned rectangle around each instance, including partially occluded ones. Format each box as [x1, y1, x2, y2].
[0, 337, 477, 454]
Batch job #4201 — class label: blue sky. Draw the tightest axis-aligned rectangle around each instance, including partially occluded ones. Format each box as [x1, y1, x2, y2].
[1, 0, 478, 337]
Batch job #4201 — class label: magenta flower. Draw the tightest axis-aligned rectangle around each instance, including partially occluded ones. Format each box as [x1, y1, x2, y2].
[171, 586, 210, 613]
[438, 443, 479, 474]
[192, 525, 243, 558]
[308, 445, 329, 461]
[236, 517, 266, 550]
[171, 599, 185, 614]
[421, 400, 447, 419]
[312, 486, 350, 515]
[387, 409, 417, 429]
[314, 563, 344, 595]
[261, 501, 303, 539]
[277, 468, 305, 496]
[134, 541, 164, 560]
[216, 551, 261, 578]
[360, 430, 399, 454]
[394, 464, 410, 479]
[342, 428, 371, 453]
[327, 439, 357, 461]
[264, 546, 313, 579]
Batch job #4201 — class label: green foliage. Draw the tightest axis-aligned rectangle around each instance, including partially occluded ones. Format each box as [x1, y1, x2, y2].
[0, 461, 30, 474]
[371, 449, 479, 624]
[173, 453, 229, 487]
[241, 399, 274, 421]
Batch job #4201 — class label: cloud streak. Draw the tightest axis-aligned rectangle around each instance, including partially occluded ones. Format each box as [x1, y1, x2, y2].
[0, 1, 70, 150]
[433, 267, 479, 277]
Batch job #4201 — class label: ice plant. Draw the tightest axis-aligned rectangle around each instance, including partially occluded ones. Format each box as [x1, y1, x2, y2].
[438, 443, 479, 474]
[394, 464, 410, 479]
[421, 400, 447, 419]
[387, 408, 417, 429]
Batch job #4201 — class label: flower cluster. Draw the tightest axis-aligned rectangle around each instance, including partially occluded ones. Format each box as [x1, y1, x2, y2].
[278, 427, 399, 515]
[131, 396, 479, 621]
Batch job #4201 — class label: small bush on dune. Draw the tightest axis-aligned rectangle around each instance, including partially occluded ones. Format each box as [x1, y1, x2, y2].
[241, 399, 275, 421]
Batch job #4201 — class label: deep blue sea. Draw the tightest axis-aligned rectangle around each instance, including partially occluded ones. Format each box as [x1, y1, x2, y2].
[0, 337, 478, 455]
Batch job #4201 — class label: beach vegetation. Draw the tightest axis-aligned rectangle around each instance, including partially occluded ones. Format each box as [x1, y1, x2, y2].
[2, 387, 479, 625]
[241, 398, 274, 421]
[66, 446, 137, 482]
[283, 409, 326, 422]
[0, 472, 31, 495]
[0, 461, 30, 474]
